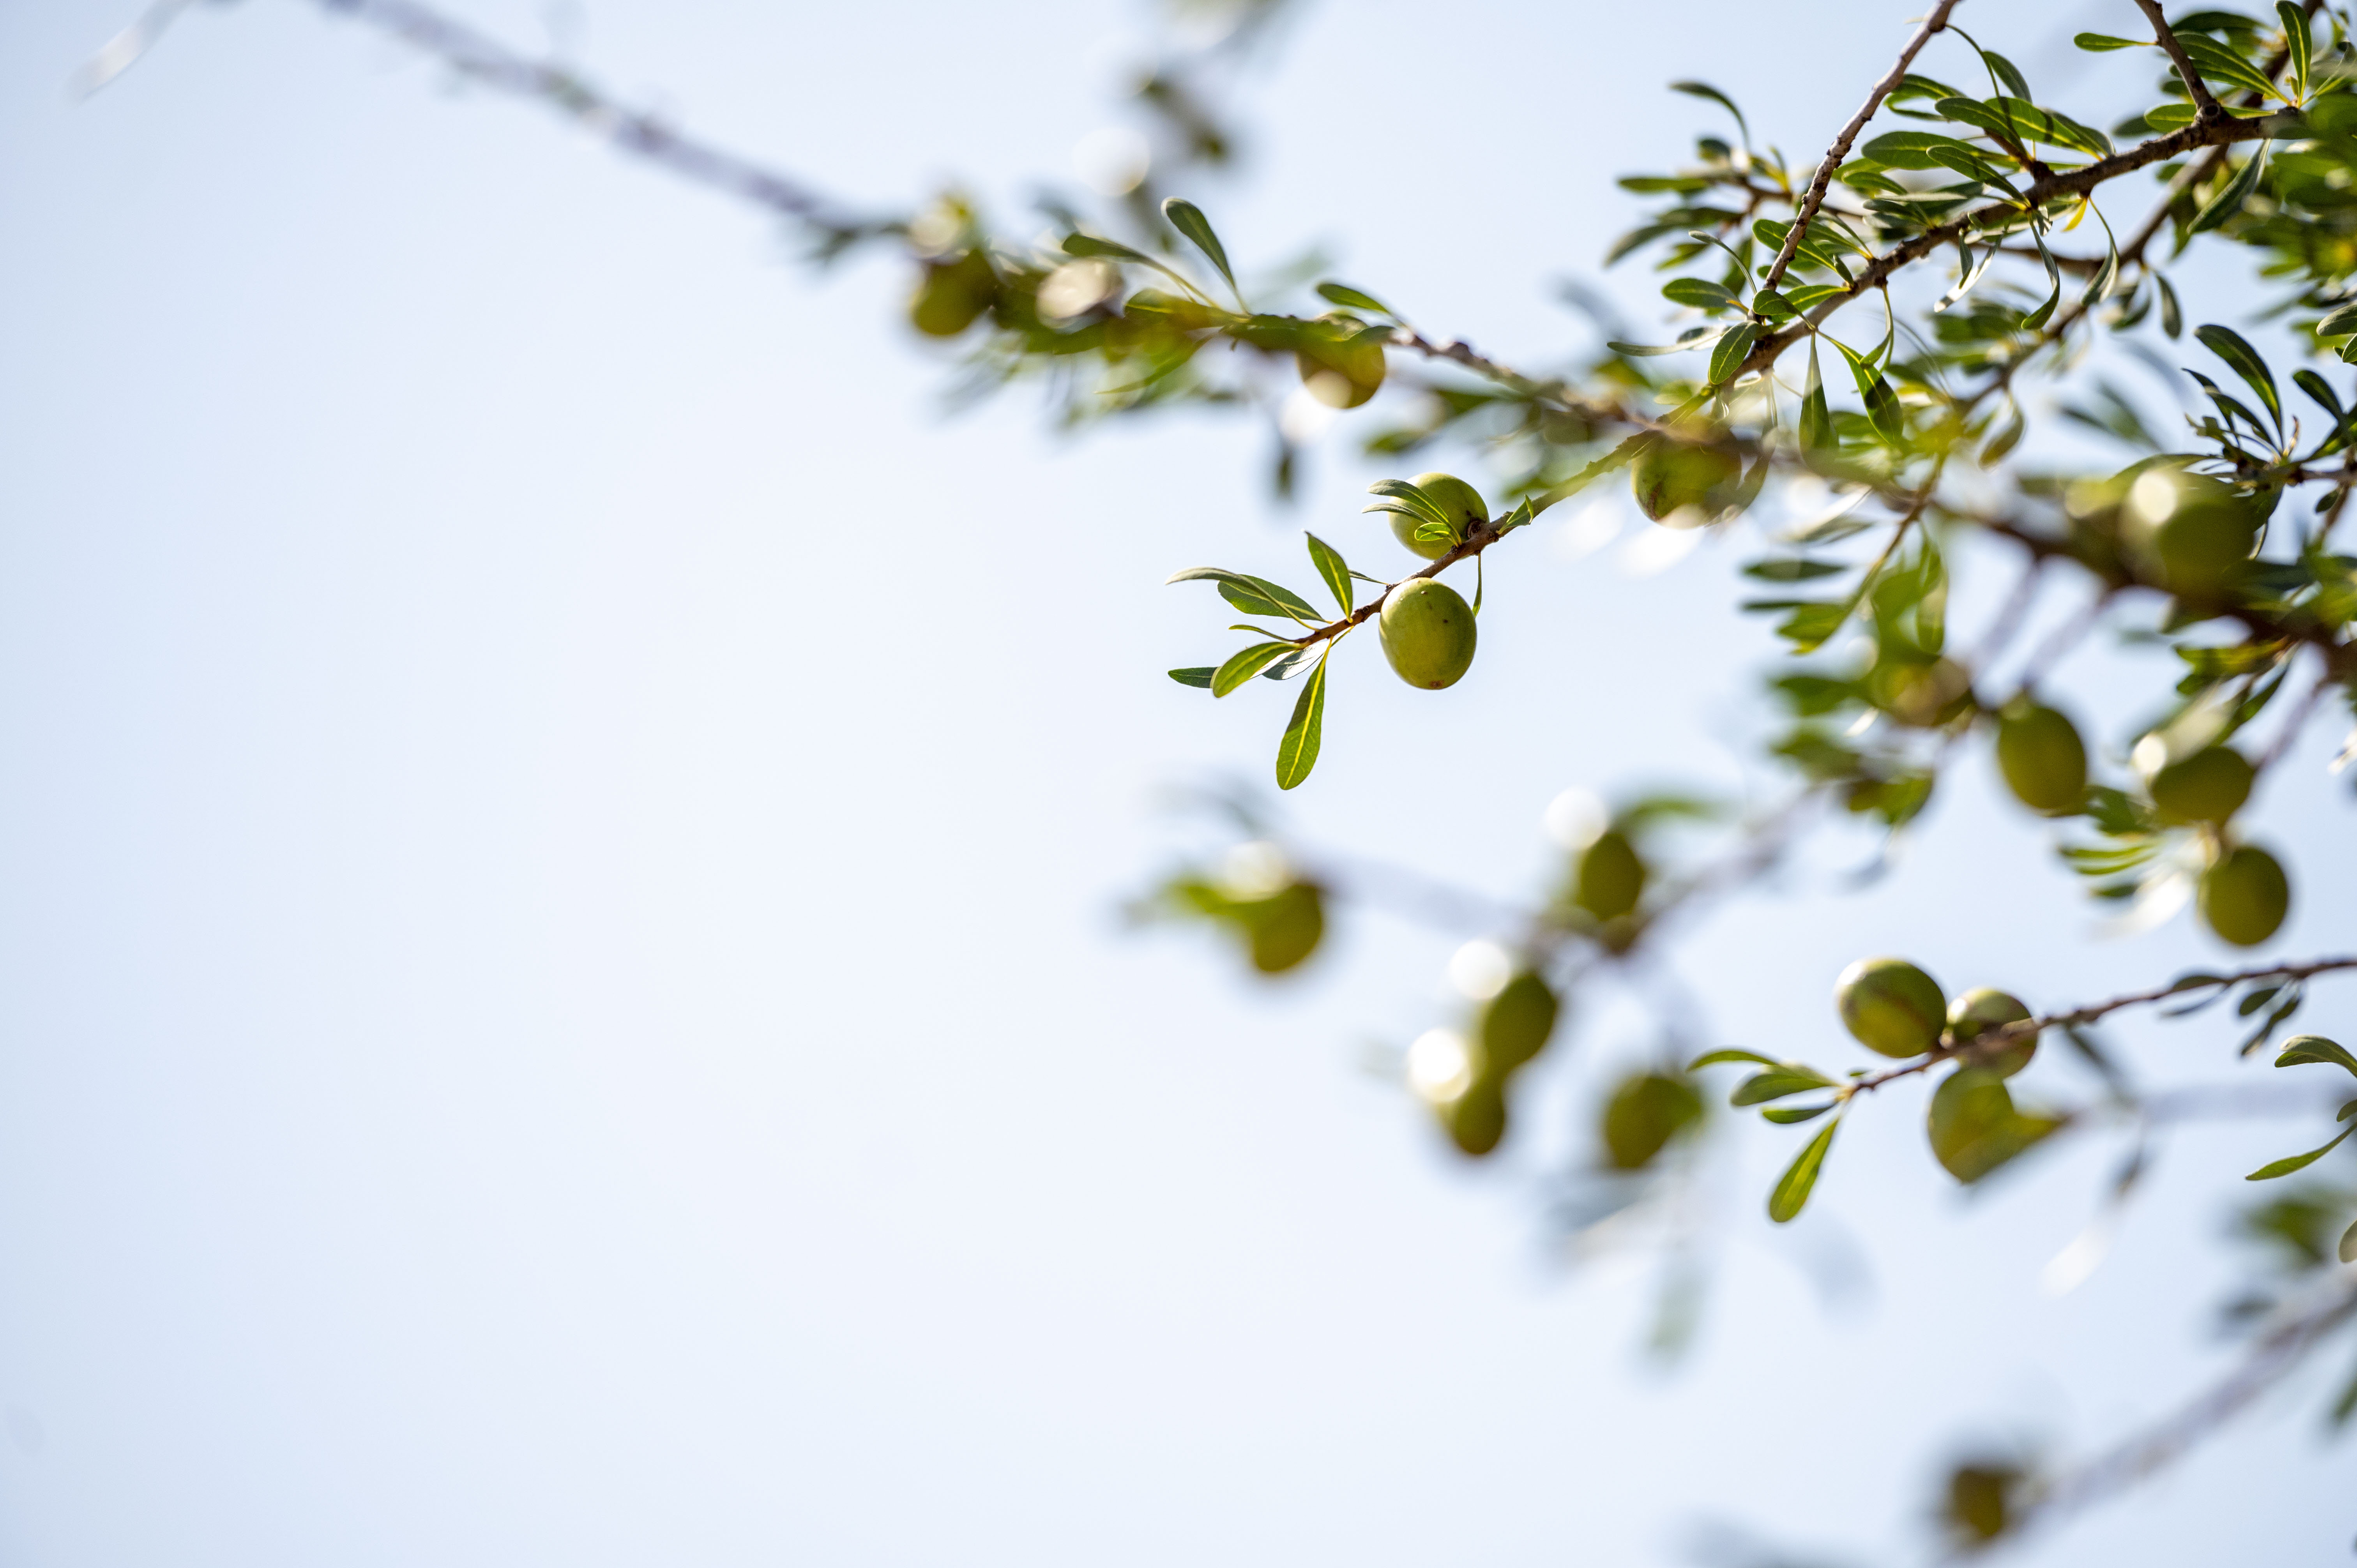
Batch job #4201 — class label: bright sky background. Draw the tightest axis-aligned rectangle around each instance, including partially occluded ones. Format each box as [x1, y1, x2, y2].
[1, 1, 2352, 1564]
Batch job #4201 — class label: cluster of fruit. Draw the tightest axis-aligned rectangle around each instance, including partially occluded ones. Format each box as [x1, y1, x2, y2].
[1837, 957, 2059, 1183]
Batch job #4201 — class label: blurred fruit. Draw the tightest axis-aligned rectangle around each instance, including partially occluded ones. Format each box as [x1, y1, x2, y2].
[1243, 882, 1325, 974]
[1928, 1067, 2058, 1183]
[2149, 745, 2253, 825]
[1873, 656, 1972, 727]
[1836, 957, 1947, 1058]
[1600, 1072, 1703, 1170]
[1994, 701, 2087, 813]
[1946, 987, 2037, 1078]
[1295, 314, 1388, 408]
[2199, 844, 2289, 946]
[1573, 829, 1647, 922]
[908, 249, 999, 337]
[1379, 578, 1477, 689]
[1479, 971, 1560, 1076]
[1442, 1078, 1507, 1156]
[1630, 437, 1741, 522]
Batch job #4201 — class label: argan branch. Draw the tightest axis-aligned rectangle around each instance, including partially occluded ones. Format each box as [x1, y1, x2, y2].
[2132, 0, 2228, 122]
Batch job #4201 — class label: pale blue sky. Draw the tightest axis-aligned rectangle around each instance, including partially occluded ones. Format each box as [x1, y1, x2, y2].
[0, 1, 2350, 1564]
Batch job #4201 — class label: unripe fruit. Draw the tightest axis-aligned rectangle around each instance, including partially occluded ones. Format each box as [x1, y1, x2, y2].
[1379, 578, 1477, 689]
[1601, 1072, 1704, 1171]
[1870, 656, 1971, 727]
[1836, 957, 1947, 1058]
[908, 249, 999, 337]
[2149, 746, 2253, 825]
[1630, 438, 1742, 523]
[2198, 845, 2289, 947]
[2151, 495, 2258, 600]
[1390, 472, 1488, 560]
[1946, 987, 2036, 1079]
[1926, 1066, 2055, 1183]
[1244, 882, 1325, 975]
[1442, 1078, 1507, 1157]
[1478, 971, 1560, 1077]
[1574, 830, 1647, 922]
[1995, 702, 2087, 814]
[1295, 316, 1388, 409]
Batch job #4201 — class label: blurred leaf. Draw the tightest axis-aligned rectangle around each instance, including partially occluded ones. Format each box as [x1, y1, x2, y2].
[1768, 1117, 1839, 1223]
[1273, 648, 1329, 791]
[2246, 1126, 2353, 1180]
[1315, 281, 1393, 316]
[1732, 1067, 1838, 1106]
[1744, 558, 1848, 581]
[2157, 271, 2183, 339]
[1212, 640, 1299, 696]
[1688, 1048, 1786, 1070]
[1668, 79, 1749, 143]
[1162, 197, 1239, 298]
[2343, 1217, 2357, 1266]
[1762, 1101, 1837, 1124]
[2189, 143, 2270, 235]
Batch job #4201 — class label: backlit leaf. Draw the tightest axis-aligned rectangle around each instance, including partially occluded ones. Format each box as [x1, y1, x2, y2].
[1768, 1118, 1839, 1223]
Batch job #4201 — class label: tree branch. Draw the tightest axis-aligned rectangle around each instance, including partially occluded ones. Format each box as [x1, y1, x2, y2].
[1758, 0, 1962, 295]
[2132, 0, 2228, 122]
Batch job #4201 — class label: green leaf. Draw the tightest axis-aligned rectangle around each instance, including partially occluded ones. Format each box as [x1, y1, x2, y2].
[2280, 2, 2312, 99]
[1731, 1067, 1838, 1106]
[1982, 402, 2026, 463]
[1668, 79, 1749, 144]
[1708, 323, 1760, 386]
[1979, 48, 2031, 101]
[1161, 198, 1239, 299]
[1799, 338, 1834, 454]
[1743, 558, 1848, 582]
[1688, 1048, 1785, 1070]
[2195, 324, 2283, 435]
[1167, 666, 1216, 688]
[2144, 102, 2199, 133]
[1315, 281, 1392, 316]
[1212, 640, 1300, 696]
[2318, 304, 2357, 340]
[1768, 1118, 1839, 1224]
[1364, 477, 1450, 530]
[2341, 1216, 2357, 1265]
[1166, 567, 1320, 624]
[1304, 532, 1353, 614]
[2155, 272, 2183, 339]
[1863, 376, 1904, 444]
[2245, 1125, 2353, 1180]
[1762, 1101, 1837, 1125]
[1861, 131, 1991, 171]
[1663, 277, 1740, 311]
[1776, 601, 1851, 652]
[2074, 32, 2147, 51]
[2277, 1036, 2357, 1077]
[2177, 34, 2283, 100]
[1273, 647, 1329, 790]
[2189, 142, 2270, 234]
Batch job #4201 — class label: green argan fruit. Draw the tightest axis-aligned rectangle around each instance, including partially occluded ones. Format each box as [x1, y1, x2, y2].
[908, 249, 999, 337]
[1600, 1072, 1704, 1171]
[1946, 987, 2037, 1079]
[1389, 472, 1488, 560]
[1994, 701, 2087, 814]
[1944, 1464, 2021, 1544]
[1379, 578, 1477, 689]
[1479, 971, 1560, 1077]
[1242, 882, 1325, 975]
[2149, 745, 2253, 825]
[1927, 1067, 2057, 1183]
[1870, 655, 1972, 728]
[2198, 844, 2289, 947]
[2151, 491, 2259, 601]
[1442, 1078, 1507, 1157]
[1574, 829, 1647, 922]
[1295, 315, 1388, 409]
[1836, 956, 1948, 1058]
[1630, 438, 1742, 523]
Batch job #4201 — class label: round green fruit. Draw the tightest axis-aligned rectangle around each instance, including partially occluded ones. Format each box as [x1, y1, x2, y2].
[1389, 472, 1488, 560]
[1574, 830, 1647, 922]
[1295, 316, 1387, 409]
[1244, 882, 1324, 975]
[2149, 746, 2253, 825]
[2151, 493, 2258, 600]
[1379, 578, 1477, 689]
[908, 249, 999, 337]
[1836, 957, 1947, 1059]
[1441, 1078, 1507, 1157]
[1600, 1072, 1703, 1171]
[1630, 438, 1741, 523]
[1479, 971, 1560, 1077]
[2198, 845, 2289, 947]
[1994, 702, 2086, 814]
[1946, 987, 2036, 1079]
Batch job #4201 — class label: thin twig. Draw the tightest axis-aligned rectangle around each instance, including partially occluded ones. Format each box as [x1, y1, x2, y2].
[2131, 0, 2228, 122]
[1758, 0, 1962, 296]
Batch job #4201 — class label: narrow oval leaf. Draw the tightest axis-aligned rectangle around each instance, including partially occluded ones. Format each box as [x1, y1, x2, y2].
[2341, 1216, 2357, 1265]
[1709, 323, 1760, 386]
[1731, 1067, 1838, 1106]
[2276, 1036, 2357, 1077]
[1688, 1048, 1785, 1070]
[1167, 666, 1216, 688]
[2073, 32, 2147, 51]
[2189, 143, 2270, 235]
[1213, 640, 1300, 697]
[2156, 272, 2183, 339]
[1762, 1101, 1837, 1125]
[2194, 324, 2283, 434]
[1274, 648, 1329, 791]
[1316, 281, 1393, 316]
[1768, 1118, 1839, 1224]
[1162, 197, 1237, 296]
[1668, 79, 1749, 143]
[1304, 532, 1353, 614]
[2244, 1126, 2353, 1180]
